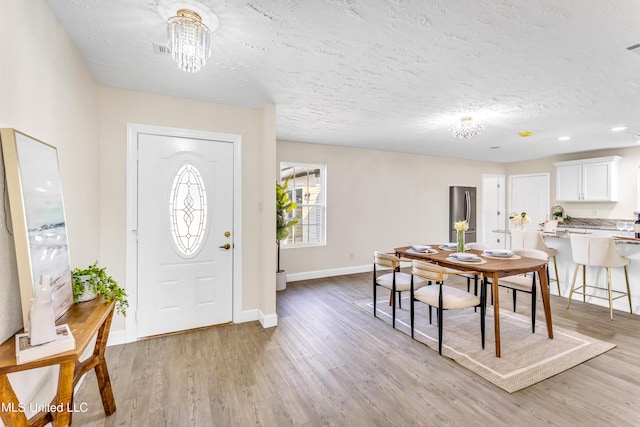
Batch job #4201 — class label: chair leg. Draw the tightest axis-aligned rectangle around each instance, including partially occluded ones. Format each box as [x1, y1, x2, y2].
[373, 283, 377, 318]
[480, 277, 486, 349]
[410, 293, 415, 339]
[531, 282, 537, 333]
[552, 255, 561, 296]
[437, 307, 444, 355]
[392, 288, 396, 328]
[428, 306, 432, 324]
[624, 265, 632, 315]
[397, 291, 402, 309]
[607, 267, 614, 321]
[512, 289, 517, 312]
[582, 265, 587, 303]
[566, 264, 581, 309]
[466, 276, 471, 292]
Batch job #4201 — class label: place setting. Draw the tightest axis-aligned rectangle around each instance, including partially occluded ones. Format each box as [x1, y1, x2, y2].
[407, 245, 438, 255]
[438, 242, 458, 251]
[480, 249, 521, 260]
[446, 252, 486, 264]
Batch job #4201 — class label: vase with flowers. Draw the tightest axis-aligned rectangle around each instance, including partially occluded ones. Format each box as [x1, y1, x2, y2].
[510, 211, 531, 230]
[454, 220, 469, 253]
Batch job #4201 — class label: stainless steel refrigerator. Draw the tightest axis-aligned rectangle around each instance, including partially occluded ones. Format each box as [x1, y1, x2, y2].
[449, 186, 477, 243]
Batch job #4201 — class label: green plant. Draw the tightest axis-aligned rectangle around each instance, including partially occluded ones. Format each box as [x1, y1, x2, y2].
[276, 177, 299, 273]
[72, 261, 129, 316]
[552, 211, 572, 221]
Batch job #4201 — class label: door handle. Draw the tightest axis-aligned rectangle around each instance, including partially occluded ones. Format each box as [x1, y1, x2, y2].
[219, 243, 231, 250]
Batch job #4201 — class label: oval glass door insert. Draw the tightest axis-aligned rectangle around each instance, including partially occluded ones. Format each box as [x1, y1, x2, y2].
[169, 162, 208, 257]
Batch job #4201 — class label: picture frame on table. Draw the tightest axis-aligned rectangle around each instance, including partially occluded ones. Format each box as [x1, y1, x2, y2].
[0, 129, 74, 331]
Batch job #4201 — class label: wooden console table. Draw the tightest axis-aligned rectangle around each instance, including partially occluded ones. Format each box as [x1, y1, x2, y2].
[0, 297, 116, 426]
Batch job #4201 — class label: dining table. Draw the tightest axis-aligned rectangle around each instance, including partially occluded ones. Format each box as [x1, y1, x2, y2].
[395, 245, 554, 357]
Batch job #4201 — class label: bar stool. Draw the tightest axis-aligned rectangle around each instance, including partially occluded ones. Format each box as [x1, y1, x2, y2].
[566, 234, 632, 320]
[511, 229, 561, 296]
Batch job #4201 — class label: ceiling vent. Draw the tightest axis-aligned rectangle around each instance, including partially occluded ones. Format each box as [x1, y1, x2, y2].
[153, 43, 172, 55]
[627, 43, 640, 55]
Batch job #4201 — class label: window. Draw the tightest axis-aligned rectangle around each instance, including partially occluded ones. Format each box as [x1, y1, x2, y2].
[169, 162, 208, 257]
[280, 162, 326, 247]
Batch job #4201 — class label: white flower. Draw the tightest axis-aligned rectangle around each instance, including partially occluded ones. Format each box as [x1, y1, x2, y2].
[454, 220, 469, 232]
[510, 212, 531, 225]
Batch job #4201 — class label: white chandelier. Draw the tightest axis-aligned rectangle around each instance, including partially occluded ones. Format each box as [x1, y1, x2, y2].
[167, 9, 211, 73]
[450, 116, 485, 139]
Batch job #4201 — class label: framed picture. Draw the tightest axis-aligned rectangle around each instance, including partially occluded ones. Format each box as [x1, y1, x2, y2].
[0, 129, 74, 330]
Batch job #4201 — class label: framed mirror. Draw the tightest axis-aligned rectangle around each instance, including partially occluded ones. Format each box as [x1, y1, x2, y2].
[0, 129, 73, 330]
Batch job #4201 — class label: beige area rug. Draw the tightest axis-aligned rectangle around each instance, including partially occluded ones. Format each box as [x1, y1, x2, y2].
[355, 296, 615, 393]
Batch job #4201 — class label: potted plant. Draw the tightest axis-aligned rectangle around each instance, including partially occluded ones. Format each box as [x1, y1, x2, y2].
[72, 261, 129, 316]
[276, 177, 298, 291]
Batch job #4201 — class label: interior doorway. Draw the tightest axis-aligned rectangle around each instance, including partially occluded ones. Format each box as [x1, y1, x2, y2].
[481, 174, 506, 248]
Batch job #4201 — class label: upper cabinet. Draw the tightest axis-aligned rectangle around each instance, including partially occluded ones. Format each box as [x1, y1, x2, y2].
[554, 156, 622, 202]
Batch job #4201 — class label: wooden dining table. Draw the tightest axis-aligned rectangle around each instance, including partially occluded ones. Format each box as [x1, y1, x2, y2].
[395, 246, 554, 357]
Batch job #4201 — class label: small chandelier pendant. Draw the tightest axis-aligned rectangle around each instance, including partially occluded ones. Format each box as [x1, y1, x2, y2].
[450, 116, 485, 139]
[167, 9, 211, 73]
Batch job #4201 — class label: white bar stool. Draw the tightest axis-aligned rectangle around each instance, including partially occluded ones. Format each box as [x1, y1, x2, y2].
[566, 234, 632, 320]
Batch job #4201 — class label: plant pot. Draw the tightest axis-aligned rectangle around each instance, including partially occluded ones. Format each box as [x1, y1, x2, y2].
[76, 275, 97, 302]
[276, 271, 287, 291]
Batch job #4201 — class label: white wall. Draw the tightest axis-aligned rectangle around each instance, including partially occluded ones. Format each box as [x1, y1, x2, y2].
[276, 140, 506, 276]
[0, 0, 101, 418]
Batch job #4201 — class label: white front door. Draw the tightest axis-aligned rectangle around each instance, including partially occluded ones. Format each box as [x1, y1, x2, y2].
[137, 133, 234, 337]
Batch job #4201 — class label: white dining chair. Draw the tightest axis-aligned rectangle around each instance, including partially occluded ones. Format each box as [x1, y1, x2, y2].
[410, 260, 486, 355]
[511, 229, 561, 296]
[498, 248, 549, 332]
[373, 251, 426, 328]
[566, 235, 632, 320]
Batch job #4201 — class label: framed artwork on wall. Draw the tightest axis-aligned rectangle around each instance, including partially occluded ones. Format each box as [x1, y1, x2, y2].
[0, 128, 74, 330]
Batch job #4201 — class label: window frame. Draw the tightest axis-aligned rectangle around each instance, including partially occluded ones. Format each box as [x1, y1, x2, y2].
[279, 162, 327, 248]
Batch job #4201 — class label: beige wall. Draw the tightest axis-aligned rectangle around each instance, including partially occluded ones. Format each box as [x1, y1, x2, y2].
[276, 141, 505, 275]
[98, 88, 276, 331]
[505, 146, 640, 221]
[0, 0, 101, 415]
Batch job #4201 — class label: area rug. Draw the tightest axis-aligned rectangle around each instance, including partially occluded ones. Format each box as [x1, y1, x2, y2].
[354, 297, 616, 393]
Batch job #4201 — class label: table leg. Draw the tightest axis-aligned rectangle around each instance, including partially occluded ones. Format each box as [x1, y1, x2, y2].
[94, 304, 116, 416]
[0, 373, 28, 426]
[492, 272, 501, 358]
[52, 361, 75, 427]
[538, 265, 554, 339]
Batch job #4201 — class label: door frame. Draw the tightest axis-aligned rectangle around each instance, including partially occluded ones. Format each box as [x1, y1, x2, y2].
[125, 123, 243, 343]
[481, 174, 506, 247]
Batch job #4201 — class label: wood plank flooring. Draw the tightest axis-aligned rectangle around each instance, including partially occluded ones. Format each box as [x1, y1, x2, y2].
[72, 273, 640, 426]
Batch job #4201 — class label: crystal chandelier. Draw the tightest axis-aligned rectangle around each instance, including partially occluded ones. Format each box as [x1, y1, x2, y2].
[167, 9, 211, 73]
[450, 116, 485, 139]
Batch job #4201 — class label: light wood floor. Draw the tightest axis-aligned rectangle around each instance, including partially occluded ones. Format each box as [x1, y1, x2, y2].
[73, 273, 640, 426]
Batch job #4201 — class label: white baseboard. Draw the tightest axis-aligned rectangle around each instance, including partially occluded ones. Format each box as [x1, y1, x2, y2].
[286, 264, 373, 282]
[242, 309, 260, 322]
[107, 330, 126, 346]
[259, 310, 278, 328]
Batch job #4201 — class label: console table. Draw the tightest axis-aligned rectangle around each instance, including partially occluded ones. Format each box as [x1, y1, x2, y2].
[0, 297, 116, 426]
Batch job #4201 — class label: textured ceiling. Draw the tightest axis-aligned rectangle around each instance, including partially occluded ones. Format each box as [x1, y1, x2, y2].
[45, 0, 640, 162]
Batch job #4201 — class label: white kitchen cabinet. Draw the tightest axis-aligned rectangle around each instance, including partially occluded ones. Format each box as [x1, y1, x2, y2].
[554, 156, 622, 202]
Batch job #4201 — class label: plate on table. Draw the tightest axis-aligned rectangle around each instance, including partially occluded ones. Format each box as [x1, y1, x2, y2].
[450, 253, 483, 262]
[483, 249, 515, 258]
[439, 243, 458, 251]
[410, 245, 431, 252]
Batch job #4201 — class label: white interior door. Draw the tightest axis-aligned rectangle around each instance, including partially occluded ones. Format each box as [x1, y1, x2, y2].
[509, 173, 550, 230]
[137, 133, 234, 337]
[482, 174, 506, 248]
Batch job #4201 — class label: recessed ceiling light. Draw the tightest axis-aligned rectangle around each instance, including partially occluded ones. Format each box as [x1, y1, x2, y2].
[610, 126, 627, 131]
[558, 136, 571, 141]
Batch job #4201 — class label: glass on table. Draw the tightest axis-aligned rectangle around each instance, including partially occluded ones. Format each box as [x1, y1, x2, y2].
[616, 221, 626, 235]
[624, 222, 635, 237]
